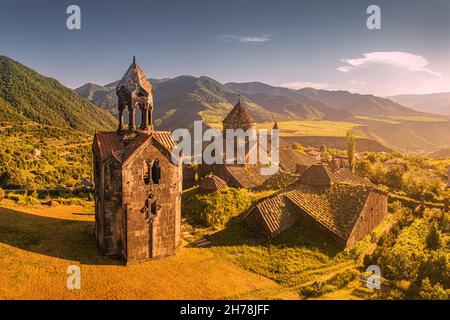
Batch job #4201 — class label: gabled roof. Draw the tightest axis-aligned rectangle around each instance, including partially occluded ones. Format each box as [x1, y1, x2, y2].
[279, 148, 318, 173]
[224, 165, 270, 189]
[93, 131, 177, 166]
[199, 175, 228, 192]
[285, 183, 373, 240]
[222, 100, 255, 125]
[298, 163, 340, 186]
[250, 194, 300, 238]
[335, 168, 371, 186]
[116, 57, 152, 94]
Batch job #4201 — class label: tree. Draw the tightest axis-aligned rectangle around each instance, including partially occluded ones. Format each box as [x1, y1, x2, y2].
[346, 129, 356, 171]
[355, 159, 373, 178]
[426, 223, 442, 251]
[418, 278, 448, 300]
[292, 143, 304, 153]
[0, 187, 4, 200]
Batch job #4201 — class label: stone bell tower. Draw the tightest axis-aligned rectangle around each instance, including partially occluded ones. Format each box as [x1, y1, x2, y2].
[92, 57, 182, 264]
[117, 56, 154, 131]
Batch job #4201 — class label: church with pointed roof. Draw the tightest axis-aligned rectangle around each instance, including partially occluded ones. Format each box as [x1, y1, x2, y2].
[198, 99, 273, 189]
[92, 58, 182, 264]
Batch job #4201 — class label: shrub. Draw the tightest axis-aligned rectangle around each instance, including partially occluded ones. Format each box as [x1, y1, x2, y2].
[300, 270, 358, 298]
[182, 188, 255, 228]
[292, 143, 304, 153]
[418, 278, 448, 300]
[426, 223, 442, 251]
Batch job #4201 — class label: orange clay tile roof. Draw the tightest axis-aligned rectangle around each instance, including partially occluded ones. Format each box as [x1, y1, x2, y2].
[298, 163, 341, 186]
[116, 58, 152, 94]
[93, 131, 177, 165]
[222, 100, 255, 125]
[253, 194, 300, 237]
[285, 183, 373, 240]
[224, 165, 270, 189]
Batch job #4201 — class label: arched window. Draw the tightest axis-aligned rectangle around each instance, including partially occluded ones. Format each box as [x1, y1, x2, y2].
[143, 160, 151, 185]
[152, 160, 161, 184]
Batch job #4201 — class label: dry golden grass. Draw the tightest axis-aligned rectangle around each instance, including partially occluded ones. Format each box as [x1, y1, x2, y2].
[0, 200, 292, 300]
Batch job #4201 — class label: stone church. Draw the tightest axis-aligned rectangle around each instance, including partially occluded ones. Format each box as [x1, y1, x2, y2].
[198, 99, 273, 189]
[92, 57, 182, 264]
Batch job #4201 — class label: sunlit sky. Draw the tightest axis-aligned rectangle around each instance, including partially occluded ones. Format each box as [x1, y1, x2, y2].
[1, 0, 450, 96]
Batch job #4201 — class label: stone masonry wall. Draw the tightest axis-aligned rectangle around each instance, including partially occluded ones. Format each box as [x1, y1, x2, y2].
[122, 141, 181, 263]
[346, 191, 388, 247]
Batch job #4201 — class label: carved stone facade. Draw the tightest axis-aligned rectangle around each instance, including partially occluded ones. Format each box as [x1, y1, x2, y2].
[92, 58, 182, 264]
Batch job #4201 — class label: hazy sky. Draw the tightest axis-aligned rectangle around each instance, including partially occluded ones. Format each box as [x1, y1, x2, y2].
[1, 0, 450, 96]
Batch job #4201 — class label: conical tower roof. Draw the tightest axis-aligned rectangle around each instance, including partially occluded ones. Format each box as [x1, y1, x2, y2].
[116, 56, 152, 94]
[223, 99, 255, 125]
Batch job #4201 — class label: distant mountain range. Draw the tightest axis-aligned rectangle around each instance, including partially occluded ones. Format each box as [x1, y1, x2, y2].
[2, 55, 450, 153]
[0, 56, 116, 133]
[75, 75, 426, 130]
[388, 92, 450, 116]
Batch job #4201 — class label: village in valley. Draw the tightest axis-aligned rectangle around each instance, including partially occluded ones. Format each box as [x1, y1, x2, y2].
[1, 56, 450, 300]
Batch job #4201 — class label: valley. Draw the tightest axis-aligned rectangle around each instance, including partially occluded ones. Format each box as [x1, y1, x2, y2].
[74, 71, 450, 154]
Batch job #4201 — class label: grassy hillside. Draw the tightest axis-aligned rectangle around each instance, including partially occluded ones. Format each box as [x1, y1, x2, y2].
[0, 56, 116, 133]
[0, 122, 92, 190]
[0, 202, 290, 300]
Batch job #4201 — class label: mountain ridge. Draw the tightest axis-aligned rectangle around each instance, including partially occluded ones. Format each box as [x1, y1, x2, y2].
[388, 92, 450, 116]
[76, 77, 430, 131]
[0, 56, 116, 133]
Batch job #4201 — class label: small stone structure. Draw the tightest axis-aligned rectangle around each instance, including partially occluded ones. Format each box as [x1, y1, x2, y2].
[198, 99, 272, 189]
[244, 164, 387, 248]
[199, 175, 228, 193]
[92, 57, 182, 264]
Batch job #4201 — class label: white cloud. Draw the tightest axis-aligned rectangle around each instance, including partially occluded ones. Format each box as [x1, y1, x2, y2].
[219, 34, 272, 43]
[337, 51, 442, 77]
[280, 81, 331, 90]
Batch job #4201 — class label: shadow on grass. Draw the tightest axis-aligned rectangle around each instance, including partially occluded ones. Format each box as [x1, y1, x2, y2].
[207, 215, 342, 258]
[71, 212, 95, 216]
[0, 206, 121, 266]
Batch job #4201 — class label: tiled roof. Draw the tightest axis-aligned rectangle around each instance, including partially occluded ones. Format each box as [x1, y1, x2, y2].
[93, 131, 177, 165]
[253, 195, 300, 237]
[199, 175, 228, 192]
[222, 100, 255, 125]
[285, 183, 372, 240]
[279, 148, 318, 173]
[94, 132, 123, 162]
[116, 57, 152, 94]
[153, 131, 177, 151]
[335, 168, 371, 186]
[224, 165, 270, 189]
[298, 163, 340, 186]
